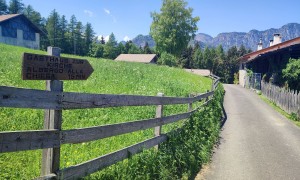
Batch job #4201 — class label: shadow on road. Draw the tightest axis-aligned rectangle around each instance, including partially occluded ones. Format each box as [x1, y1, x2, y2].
[220, 102, 227, 128]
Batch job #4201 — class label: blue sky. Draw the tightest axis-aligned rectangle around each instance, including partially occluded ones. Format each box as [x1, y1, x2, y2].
[20, 0, 300, 41]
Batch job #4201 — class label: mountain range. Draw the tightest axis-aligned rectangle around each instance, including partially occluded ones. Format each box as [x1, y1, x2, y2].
[131, 23, 300, 51]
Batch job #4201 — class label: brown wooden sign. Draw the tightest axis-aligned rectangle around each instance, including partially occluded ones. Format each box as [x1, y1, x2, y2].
[22, 53, 94, 80]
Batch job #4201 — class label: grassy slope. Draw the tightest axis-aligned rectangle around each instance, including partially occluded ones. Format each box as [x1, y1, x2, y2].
[0, 43, 211, 179]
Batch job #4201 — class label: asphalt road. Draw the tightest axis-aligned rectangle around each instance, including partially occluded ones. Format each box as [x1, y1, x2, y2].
[201, 84, 300, 180]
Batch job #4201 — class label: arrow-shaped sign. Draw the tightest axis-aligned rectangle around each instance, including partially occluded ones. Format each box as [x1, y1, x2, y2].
[22, 53, 94, 80]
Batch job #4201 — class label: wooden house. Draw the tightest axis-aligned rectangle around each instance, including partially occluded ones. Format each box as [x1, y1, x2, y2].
[0, 14, 43, 49]
[239, 35, 300, 87]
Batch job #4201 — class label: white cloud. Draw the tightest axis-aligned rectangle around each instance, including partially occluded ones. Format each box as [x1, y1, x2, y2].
[104, 8, 117, 23]
[97, 35, 109, 43]
[97, 35, 103, 41]
[104, 8, 110, 15]
[104, 35, 110, 42]
[84, 10, 94, 17]
[123, 36, 131, 42]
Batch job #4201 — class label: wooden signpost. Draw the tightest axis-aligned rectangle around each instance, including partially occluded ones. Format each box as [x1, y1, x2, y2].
[21, 46, 94, 177]
[22, 52, 94, 80]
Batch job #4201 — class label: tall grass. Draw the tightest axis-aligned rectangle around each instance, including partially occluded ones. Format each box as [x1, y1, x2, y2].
[0, 43, 213, 179]
[88, 85, 225, 179]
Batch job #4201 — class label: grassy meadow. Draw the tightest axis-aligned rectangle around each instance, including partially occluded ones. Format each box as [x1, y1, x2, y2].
[0, 43, 215, 179]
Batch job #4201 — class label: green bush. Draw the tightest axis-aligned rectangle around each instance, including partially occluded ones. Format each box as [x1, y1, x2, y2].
[233, 72, 239, 84]
[290, 113, 299, 122]
[282, 58, 300, 90]
[157, 52, 177, 67]
[88, 85, 225, 179]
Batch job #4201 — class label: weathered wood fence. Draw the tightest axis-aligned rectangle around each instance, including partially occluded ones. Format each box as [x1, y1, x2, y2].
[0, 76, 219, 179]
[261, 81, 300, 118]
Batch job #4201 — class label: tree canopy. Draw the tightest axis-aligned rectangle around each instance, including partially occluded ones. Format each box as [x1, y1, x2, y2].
[150, 0, 199, 57]
[282, 58, 300, 90]
[8, 0, 24, 14]
[0, 0, 7, 15]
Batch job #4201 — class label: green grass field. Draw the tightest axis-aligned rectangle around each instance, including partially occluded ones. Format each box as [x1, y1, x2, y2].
[0, 43, 212, 179]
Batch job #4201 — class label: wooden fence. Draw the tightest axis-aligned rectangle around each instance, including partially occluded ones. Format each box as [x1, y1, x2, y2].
[0, 77, 219, 179]
[261, 81, 300, 118]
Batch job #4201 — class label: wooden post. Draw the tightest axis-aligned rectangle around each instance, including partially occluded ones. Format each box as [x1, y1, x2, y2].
[188, 94, 193, 112]
[211, 76, 214, 91]
[154, 93, 163, 149]
[206, 90, 210, 102]
[41, 47, 63, 176]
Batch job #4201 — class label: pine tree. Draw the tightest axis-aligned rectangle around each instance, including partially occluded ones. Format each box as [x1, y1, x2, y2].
[89, 42, 104, 58]
[203, 47, 212, 69]
[193, 46, 203, 68]
[68, 15, 77, 54]
[46, 9, 60, 47]
[84, 22, 95, 56]
[124, 40, 132, 54]
[214, 45, 225, 77]
[224, 46, 239, 83]
[23, 5, 42, 28]
[74, 21, 84, 55]
[117, 42, 126, 54]
[104, 33, 118, 59]
[100, 36, 105, 44]
[143, 42, 152, 54]
[179, 46, 193, 68]
[8, 0, 24, 14]
[0, 0, 7, 15]
[59, 15, 69, 52]
[40, 17, 49, 50]
[238, 44, 247, 57]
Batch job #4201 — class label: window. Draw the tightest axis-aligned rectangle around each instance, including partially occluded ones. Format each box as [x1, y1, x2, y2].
[1, 21, 17, 38]
[23, 30, 35, 41]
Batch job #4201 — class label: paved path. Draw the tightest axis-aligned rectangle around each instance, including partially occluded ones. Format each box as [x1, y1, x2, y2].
[201, 84, 300, 180]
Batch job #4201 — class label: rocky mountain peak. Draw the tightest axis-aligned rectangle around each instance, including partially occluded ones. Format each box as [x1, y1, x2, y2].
[131, 23, 300, 51]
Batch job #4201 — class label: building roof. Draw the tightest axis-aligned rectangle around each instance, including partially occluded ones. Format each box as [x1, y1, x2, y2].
[239, 36, 300, 63]
[115, 54, 157, 63]
[0, 14, 20, 22]
[0, 14, 44, 34]
[184, 69, 211, 76]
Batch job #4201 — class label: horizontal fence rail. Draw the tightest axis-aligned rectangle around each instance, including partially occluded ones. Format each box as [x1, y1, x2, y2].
[0, 86, 62, 109]
[0, 110, 195, 153]
[0, 74, 220, 179]
[0, 130, 59, 153]
[0, 86, 213, 110]
[61, 110, 195, 144]
[57, 135, 168, 180]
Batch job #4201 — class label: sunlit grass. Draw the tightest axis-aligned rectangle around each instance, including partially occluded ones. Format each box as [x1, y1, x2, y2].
[0, 43, 211, 179]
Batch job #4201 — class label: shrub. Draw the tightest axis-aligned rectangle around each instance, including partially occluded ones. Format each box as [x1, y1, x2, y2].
[233, 72, 239, 84]
[282, 58, 300, 90]
[158, 52, 177, 67]
[88, 85, 225, 179]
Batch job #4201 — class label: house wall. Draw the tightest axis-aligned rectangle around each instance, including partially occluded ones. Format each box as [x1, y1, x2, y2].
[239, 69, 247, 87]
[0, 20, 40, 49]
